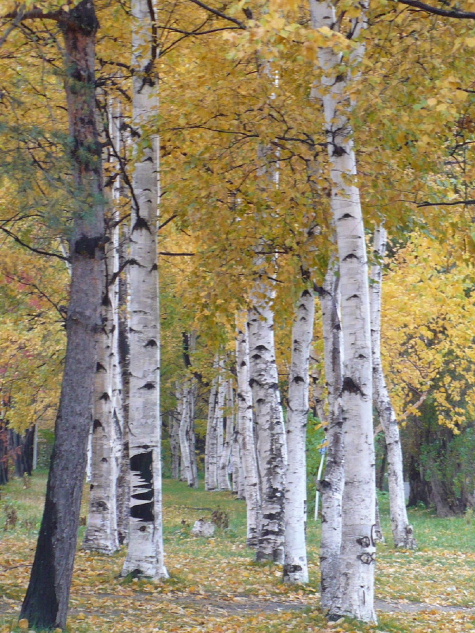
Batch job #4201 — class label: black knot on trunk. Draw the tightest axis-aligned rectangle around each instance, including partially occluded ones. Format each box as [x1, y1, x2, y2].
[68, 0, 100, 35]
[132, 216, 151, 233]
[74, 234, 105, 258]
[341, 376, 364, 396]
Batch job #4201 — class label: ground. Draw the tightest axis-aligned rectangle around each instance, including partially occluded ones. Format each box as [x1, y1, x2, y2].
[0, 474, 474, 632]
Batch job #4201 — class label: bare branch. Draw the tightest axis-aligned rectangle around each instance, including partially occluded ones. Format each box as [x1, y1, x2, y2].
[0, 227, 68, 262]
[186, 0, 246, 28]
[159, 251, 195, 256]
[398, 0, 475, 19]
[0, 5, 25, 49]
[417, 199, 475, 207]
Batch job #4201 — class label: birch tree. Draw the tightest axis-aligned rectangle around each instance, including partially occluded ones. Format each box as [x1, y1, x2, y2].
[283, 287, 315, 584]
[218, 380, 234, 491]
[248, 278, 287, 563]
[370, 226, 416, 549]
[178, 379, 199, 488]
[310, 0, 377, 620]
[236, 318, 261, 547]
[121, 0, 167, 580]
[205, 367, 222, 491]
[318, 263, 344, 610]
[84, 104, 124, 555]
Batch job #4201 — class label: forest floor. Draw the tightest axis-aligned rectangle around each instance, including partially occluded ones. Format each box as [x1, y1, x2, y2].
[0, 473, 474, 633]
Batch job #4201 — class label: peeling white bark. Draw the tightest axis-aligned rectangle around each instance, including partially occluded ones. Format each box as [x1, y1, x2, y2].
[205, 368, 219, 491]
[248, 280, 287, 563]
[311, 0, 376, 620]
[218, 380, 233, 491]
[178, 380, 199, 488]
[121, 0, 167, 580]
[370, 226, 416, 549]
[84, 289, 119, 553]
[171, 407, 181, 480]
[319, 263, 344, 610]
[283, 288, 315, 584]
[236, 319, 261, 547]
[84, 103, 124, 555]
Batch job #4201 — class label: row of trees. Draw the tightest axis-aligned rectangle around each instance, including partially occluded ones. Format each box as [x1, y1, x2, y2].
[2, 0, 475, 629]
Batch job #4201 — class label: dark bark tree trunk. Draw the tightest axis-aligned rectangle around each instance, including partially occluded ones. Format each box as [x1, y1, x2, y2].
[20, 1, 104, 628]
[0, 423, 8, 485]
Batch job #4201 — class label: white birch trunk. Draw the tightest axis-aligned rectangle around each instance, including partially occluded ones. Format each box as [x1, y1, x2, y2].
[116, 161, 130, 547]
[236, 319, 261, 547]
[218, 380, 233, 491]
[188, 380, 199, 487]
[205, 371, 219, 491]
[84, 281, 119, 553]
[110, 102, 127, 546]
[311, 0, 376, 619]
[370, 226, 416, 549]
[215, 375, 226, 488]
[121, 0, 167, 579]
[84, 228, 121, 554]
[84, 103, 124, 555]
[230, 381, 246, 499]
[248, 282, 287, 563]
[283, 288, 315, 584]
[178, 380, 199, 488]
[318, 263, 344, 610]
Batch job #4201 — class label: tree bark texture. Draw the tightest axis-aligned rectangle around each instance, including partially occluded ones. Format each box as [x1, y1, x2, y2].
[21, 2, 105, 628]
[206, 368, 226, 491]
[370, 226, 416, 549]
[283, 288, 315, 584]
[121, 0, 167, 580]
[311, 0, 376, 620]
[248, 281, 287, 563]
[236, 319, 261, 547]
[84, 103, 124, 555]
[178, 380, 199, 488]
[170, 409, 181, 479]
[318, 263, 345, 610]
[218, 380, 234, 491]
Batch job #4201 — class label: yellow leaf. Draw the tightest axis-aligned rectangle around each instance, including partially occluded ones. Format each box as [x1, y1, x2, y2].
[18, 621, 28, 631]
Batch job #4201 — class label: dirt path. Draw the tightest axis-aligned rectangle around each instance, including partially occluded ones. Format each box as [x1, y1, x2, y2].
[1, 592, 474, 620]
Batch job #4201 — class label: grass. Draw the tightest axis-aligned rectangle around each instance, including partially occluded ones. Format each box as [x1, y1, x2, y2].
[0, 473, 474, 632]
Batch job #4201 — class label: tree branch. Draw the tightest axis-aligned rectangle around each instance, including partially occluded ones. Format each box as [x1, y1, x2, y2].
[398, 0, 475, 19]
[0, 227, 68, 262]
[0, 5, 25, 49]
[159, 251, 195, 256]
[417, 199, 475, 207]
[186, 0, 246, 28]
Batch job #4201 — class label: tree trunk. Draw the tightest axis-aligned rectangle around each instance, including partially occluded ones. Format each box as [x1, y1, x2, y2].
[370, 226, 416, 549]
[283, 288, 315, 584]
[205, 370, 219, 491]
[206, 369, 226, 491]
[83, 302, 119, 553]
[170, 410, 181, 479]
[116, 155, 130, 547]
[248, 282, 287, 564]
[218, 380, 233, 491]
[311, 0, 376, 620]
[121, 0, 167, 580]
[84, 104, 124, 555]
[21, 2, 105, 628]
[178, 380, 199, 488]
[236, 318, 261, 547]
[318, 263, 344, 610]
